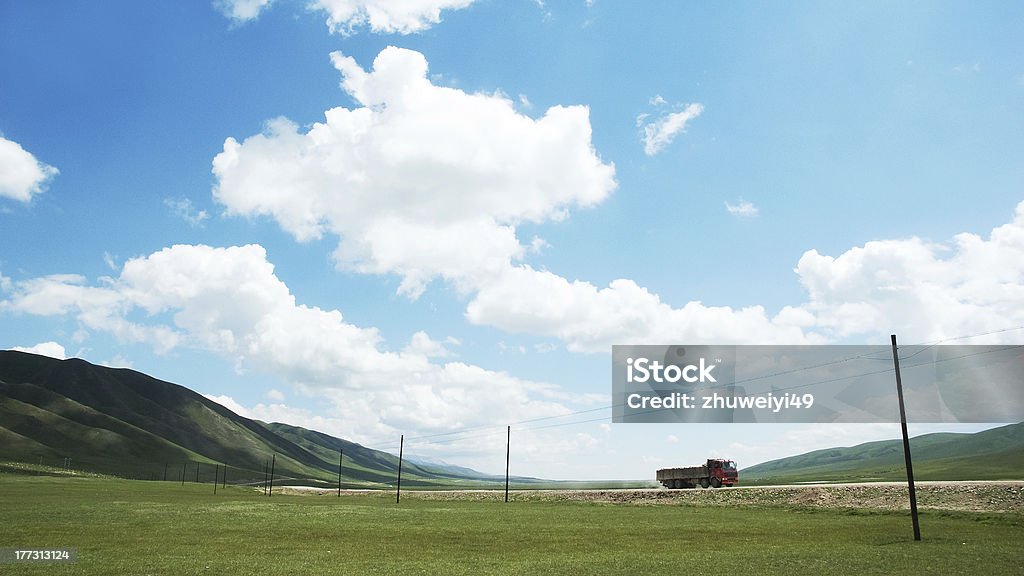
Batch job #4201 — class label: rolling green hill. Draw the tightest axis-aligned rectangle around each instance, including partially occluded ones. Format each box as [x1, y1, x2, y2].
[742, 422, 1024, 484]
[0, 350, 513, 487]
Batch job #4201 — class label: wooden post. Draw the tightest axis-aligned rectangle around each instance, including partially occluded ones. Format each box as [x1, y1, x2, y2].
[505, 426, 511, 503]
[268, 454, 276, 497]
[163, 463, 168, 482]
[181, 462, 187, 486]
[222, 464, 227, 488]
[342, 446, 350, 496]
[396, 435, 404, 504]
[890, 334, 922, 541]
[214, 464, 219, 494]
[195, 462, 200, 483]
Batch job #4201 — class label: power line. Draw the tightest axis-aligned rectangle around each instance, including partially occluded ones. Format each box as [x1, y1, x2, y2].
[898, 325, 1024, 360]
[363, 326, 1024, 452]
[367, 348, 891, 449]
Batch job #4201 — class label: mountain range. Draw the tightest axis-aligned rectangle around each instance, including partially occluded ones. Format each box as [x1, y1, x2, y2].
[0, 350, 531, 487]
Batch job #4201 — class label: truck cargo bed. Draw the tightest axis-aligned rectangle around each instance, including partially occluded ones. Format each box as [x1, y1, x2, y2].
[656, 466, 706, 480]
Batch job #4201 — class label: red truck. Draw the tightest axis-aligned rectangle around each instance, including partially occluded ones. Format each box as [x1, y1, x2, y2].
[657, 458, 738, 489]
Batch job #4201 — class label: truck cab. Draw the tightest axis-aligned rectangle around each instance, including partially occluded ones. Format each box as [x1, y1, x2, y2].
[708, 459, 738, 487]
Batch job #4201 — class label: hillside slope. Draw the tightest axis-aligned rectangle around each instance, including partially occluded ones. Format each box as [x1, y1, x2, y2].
[742, 422, 1024, 483]
[0, 350, 501, 486]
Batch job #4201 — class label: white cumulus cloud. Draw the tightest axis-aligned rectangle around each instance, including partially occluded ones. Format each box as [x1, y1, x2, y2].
[0, 135, 58, 202]
[10, 341, 67, 360]
[213, 47, 616, 298]
[466, 202, 1024, 350]
[203, 45, 1024, 357]
[216, 0, 476, 34]
[465, 266, 817, 353]
[637, 102, 703, 156]
[795, 200, 1024, 344]
[1, 244, 574, 443]
[203, 393, 253, 418]
[725, 199, 759, 218]
[403, 330, 455, 359]
[164, 197, 210, 227]
[215, 0, 274, 22]
[312, 0, 475, 34]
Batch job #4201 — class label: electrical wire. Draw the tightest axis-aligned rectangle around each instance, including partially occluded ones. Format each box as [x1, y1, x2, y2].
[362, 326, 1024, 453]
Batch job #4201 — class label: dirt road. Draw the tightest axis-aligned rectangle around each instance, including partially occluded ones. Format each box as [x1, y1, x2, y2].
[279, 481, 1024, 513]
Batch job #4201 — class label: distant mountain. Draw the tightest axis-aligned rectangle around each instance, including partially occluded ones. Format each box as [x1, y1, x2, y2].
[742, 422, 1024, 483]
[0, 350, 513, 487]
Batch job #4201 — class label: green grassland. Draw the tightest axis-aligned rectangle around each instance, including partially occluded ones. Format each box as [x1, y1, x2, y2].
[2, 476, 1022, 575]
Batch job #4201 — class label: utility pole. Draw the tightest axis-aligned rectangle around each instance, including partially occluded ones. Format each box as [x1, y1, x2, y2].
[890, 334, 921, 541]
[505, 426, 511, 503]
[268, 454, 276, 497]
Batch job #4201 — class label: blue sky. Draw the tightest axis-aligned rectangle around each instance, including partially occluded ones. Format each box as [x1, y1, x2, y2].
[1, 1, 1022, 479]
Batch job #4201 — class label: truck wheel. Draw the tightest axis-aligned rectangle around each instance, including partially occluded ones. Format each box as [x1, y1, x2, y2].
[710, 477, 722, 488]
[672, 479, 683, 489]
[699, 478, 710, 489]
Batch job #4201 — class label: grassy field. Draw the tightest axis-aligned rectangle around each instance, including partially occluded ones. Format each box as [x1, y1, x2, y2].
[2, 476, 1022, 575]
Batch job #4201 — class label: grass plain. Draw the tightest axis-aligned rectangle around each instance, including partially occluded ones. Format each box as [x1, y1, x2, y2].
[2, 475, 1022, 575]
